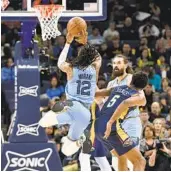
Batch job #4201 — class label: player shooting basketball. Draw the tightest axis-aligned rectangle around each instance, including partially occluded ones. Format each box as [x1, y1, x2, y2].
[39, 17, 102, 156]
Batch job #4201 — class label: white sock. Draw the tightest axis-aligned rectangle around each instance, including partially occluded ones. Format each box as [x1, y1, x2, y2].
[127, 160, 133, 171]
[112, 156, 118, 171]
[95, 157, 112, 171]
[61, 137, 80, 156]
[79, 152, 91, 171]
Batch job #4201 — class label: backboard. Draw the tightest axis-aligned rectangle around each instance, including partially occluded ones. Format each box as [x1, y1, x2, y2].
[1, 0, 107, 21]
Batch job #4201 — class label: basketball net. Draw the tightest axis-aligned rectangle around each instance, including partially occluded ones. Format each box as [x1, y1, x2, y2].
[34, 5, 64, 41]
[1, 0, 10, 11]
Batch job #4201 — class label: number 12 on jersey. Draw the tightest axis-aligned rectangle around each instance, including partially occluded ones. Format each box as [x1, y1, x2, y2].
[107, 95, 120, 107]
[76, 80, 91, 96]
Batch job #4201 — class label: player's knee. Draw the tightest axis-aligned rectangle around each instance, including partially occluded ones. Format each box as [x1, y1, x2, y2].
[38, 110, 58, 127]
[130, 154, 145, 166]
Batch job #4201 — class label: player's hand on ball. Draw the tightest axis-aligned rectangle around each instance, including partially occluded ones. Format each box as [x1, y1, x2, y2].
[66, 32, 74, 44]
[104, 121, 112, 139]
[75, 30, 88, 45]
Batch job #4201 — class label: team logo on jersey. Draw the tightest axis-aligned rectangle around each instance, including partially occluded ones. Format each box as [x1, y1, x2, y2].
[3, 148, 52, 171]
[16, 123, 39, 136]
[18, 86, 38, 97]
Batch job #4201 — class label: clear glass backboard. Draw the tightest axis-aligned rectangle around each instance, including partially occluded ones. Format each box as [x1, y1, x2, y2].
[1, 0, 107, 21]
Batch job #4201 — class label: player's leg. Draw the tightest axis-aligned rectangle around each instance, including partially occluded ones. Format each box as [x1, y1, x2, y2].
[93, 138, 112, 171]
[95, 157, 112, 171]
[110, 140, 144, 171]
[61, 101, 91, 156]
[79, 152, 91, 171]
[117, 156, 128, 171]
[39, 100, 73, 127]
[120, 117, 143, 171]
[106, 119, 144, 171]
[123, 147, 146, 171]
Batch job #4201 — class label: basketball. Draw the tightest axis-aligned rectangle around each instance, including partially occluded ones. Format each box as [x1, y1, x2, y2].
[67, 17, 87, 36]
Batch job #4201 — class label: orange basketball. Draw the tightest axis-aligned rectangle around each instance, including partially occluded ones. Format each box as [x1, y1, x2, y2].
[67, 17, 87, 36]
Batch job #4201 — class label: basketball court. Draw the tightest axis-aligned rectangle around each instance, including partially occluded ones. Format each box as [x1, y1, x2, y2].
[1, 0, 107, 171]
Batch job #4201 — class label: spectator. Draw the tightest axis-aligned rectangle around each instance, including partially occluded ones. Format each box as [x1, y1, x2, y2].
[140, 124, 158, 170]
[156, 56, 170, 79]
[140, 124, 171, 171]
[166, 87, 171, 107]
[137, 48, 154, 68]
[149, 102, 163, 122]
[88, 27, 104, 45]
[1, 44, 12, 67]
[155, 29, 171, 53]
[144, 83, 158, 112]
[160, 78, 170, 94]
[149, 3, 161, 22]
[163, 29, 171, 50]
[106, 36, 122, 58]
[45, 127, 55, 141]
[160, 142, 171, 157]
[120, 17, 138, 40]
[46, 76, 65, 100]
[160, 97, 170, 118]
[135, 37, 149, 57]
[53, 35, 73, 60]
[1, 57, 14, 81]
[138, 20, 160, 39]
[99, 43, 108, 58]
[140, 110, 152, 129]
[103, 22, 119, 41]
[153, 118, 166, 138]
[97, 76, 107, 89]
[122, 43, 136, 66]
[144, 67, 162, 92]
[148, 68, 162, 92]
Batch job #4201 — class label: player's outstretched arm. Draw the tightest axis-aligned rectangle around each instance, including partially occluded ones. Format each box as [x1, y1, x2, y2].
[95, 87, 112, 97]
[109, 93, 146, 124]
[57, 33, 73, 74]
[124, 91, 146, 107]
[104, 93, 146, 138]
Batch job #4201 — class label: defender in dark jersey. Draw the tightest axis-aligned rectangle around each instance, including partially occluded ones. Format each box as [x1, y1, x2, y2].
[95, 72, 148, 171]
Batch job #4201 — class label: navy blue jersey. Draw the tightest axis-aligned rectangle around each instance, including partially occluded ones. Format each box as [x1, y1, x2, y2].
[95, 85, 138, 135]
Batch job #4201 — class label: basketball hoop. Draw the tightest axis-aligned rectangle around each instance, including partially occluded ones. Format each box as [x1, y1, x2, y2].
[34, 4, 64, 41]
[1, 0, 10, 11]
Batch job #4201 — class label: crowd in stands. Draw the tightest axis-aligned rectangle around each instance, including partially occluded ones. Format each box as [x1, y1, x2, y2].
[1, 0, 171, 170]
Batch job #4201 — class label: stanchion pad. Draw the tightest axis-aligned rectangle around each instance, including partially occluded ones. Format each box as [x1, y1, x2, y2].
[1, 142, 63, 171]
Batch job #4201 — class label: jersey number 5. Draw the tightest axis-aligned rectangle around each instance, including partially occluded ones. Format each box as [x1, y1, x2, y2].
[76, 80, 91, 96]
[107, 95, 120, 107]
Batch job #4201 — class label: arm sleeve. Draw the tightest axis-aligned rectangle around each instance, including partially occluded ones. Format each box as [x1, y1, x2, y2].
[57, 43, 70, 68]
